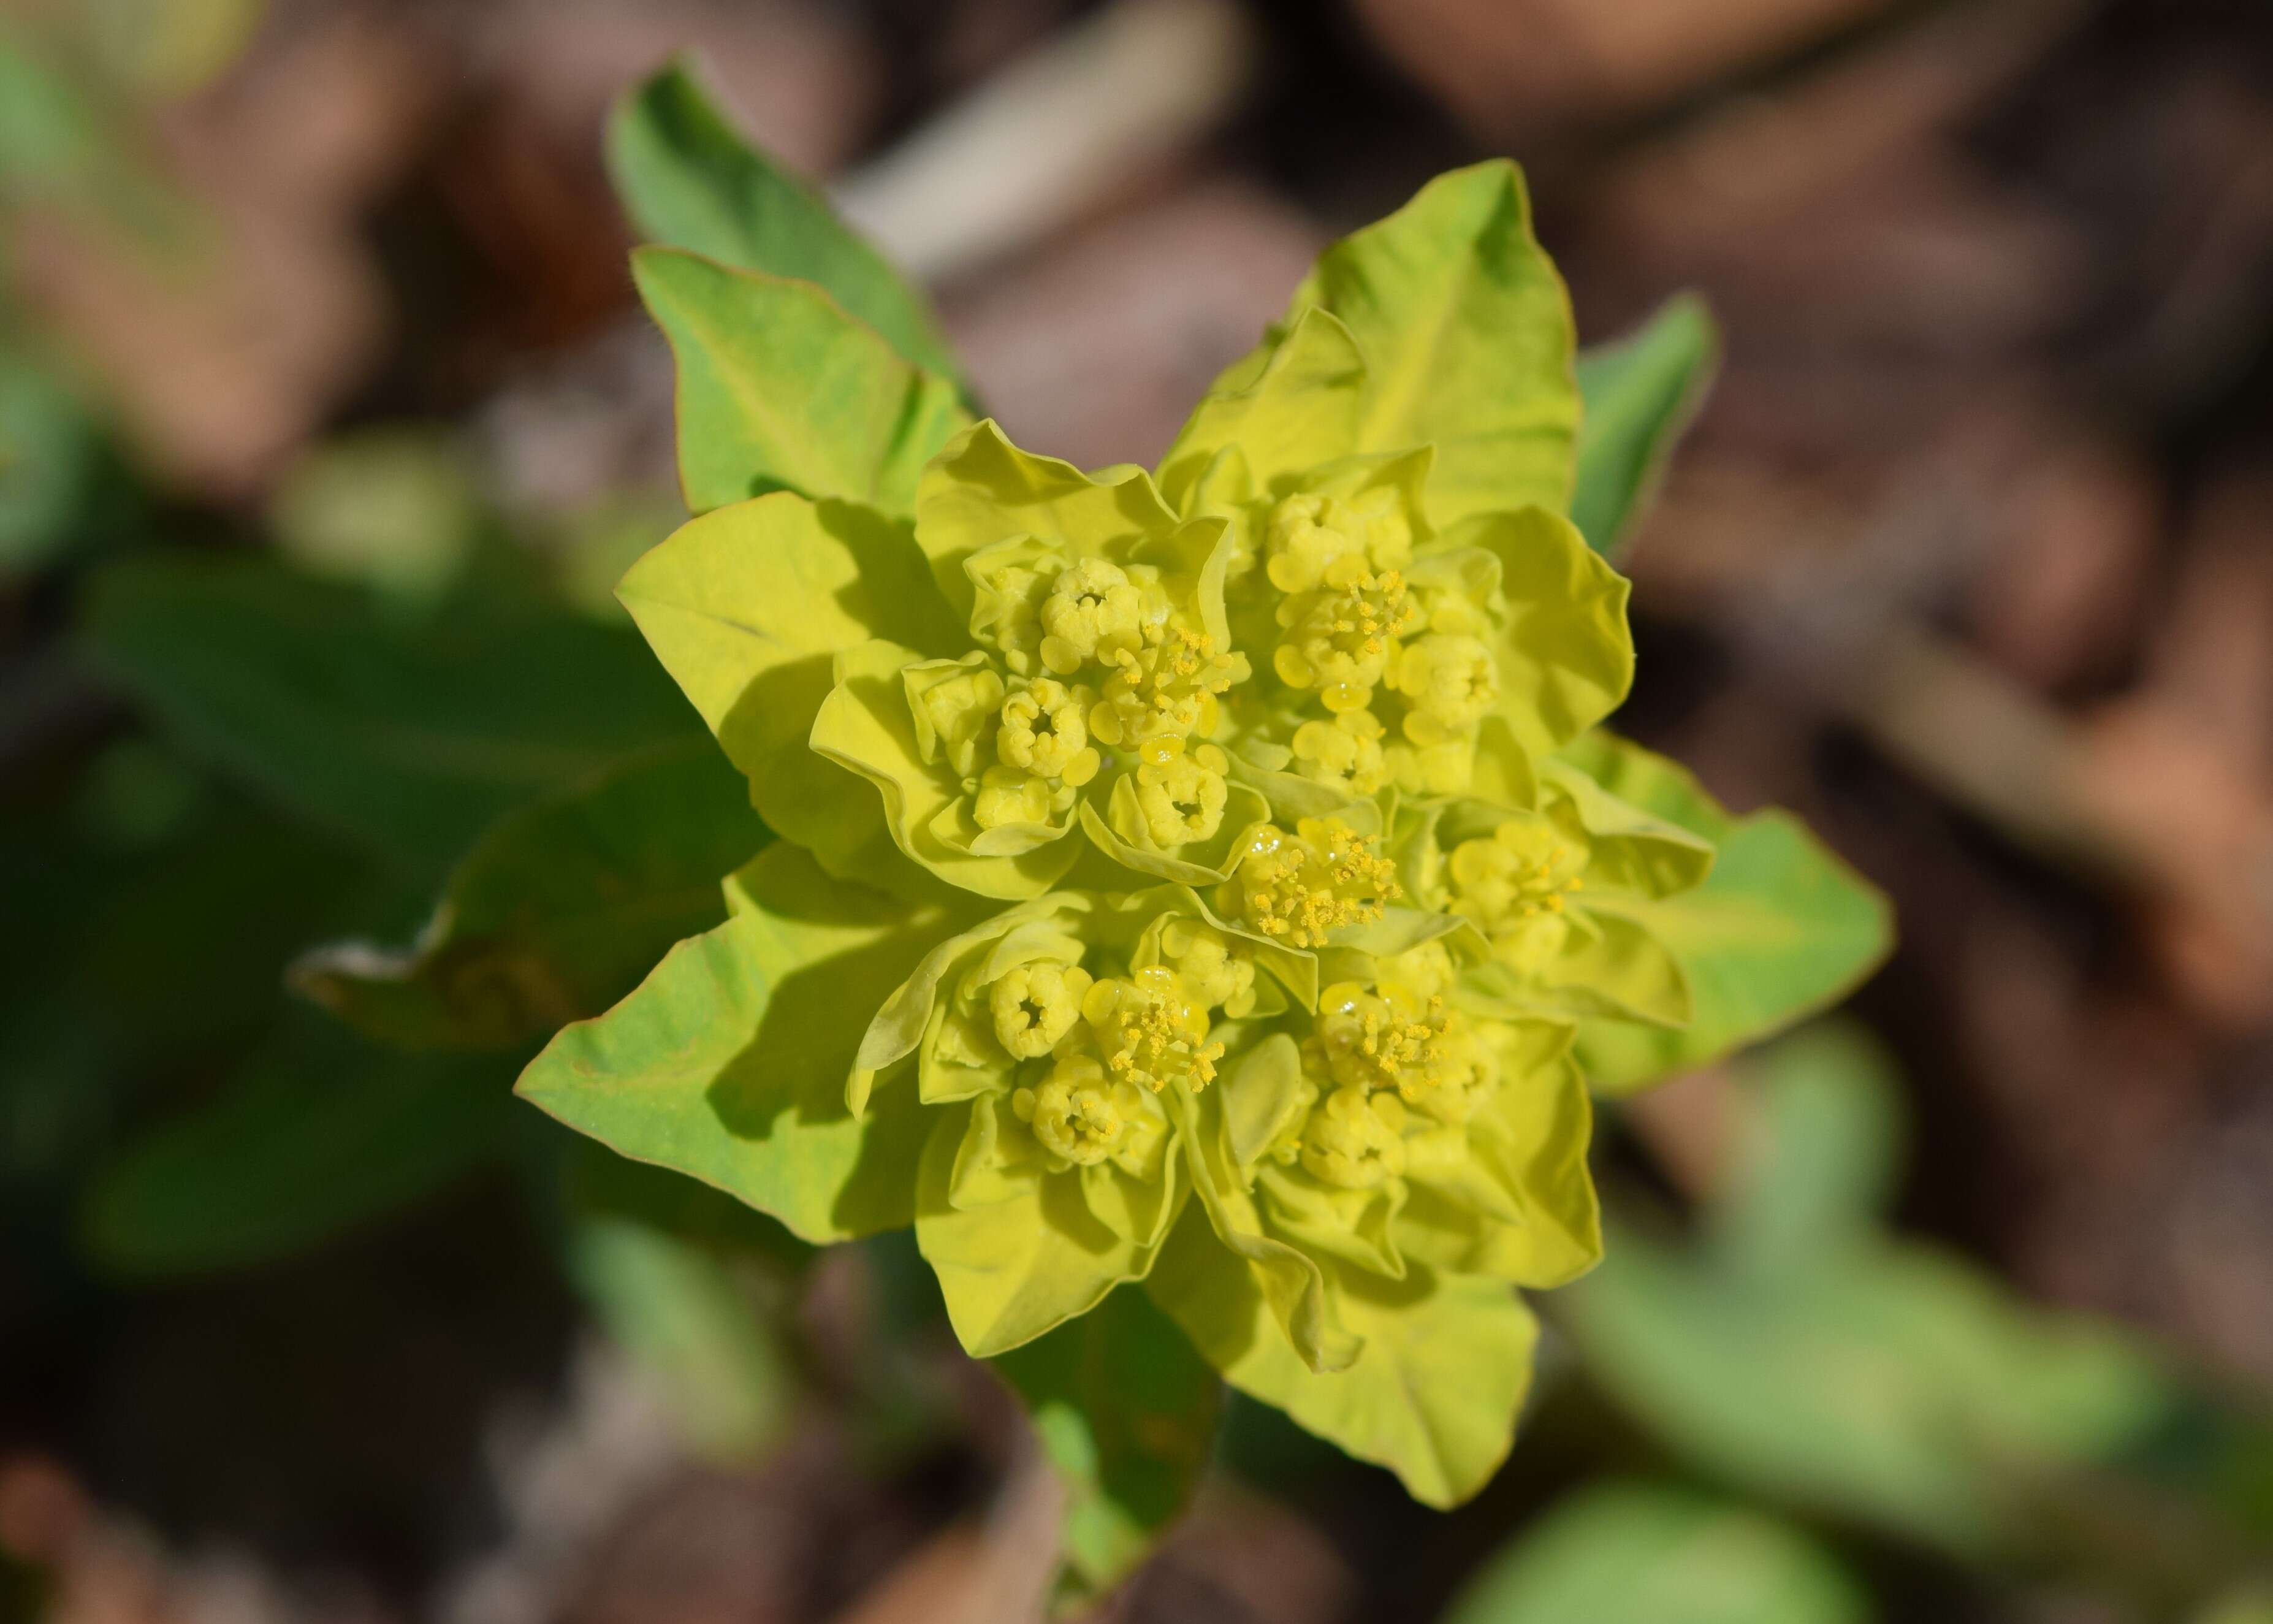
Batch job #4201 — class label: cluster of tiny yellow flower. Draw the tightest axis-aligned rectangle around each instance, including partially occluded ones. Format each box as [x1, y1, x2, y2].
[1445, 815, 1592, 975]
[1219, 815, 1403, 949]
[1256, 945, 1509, 1192]
[1248, 490, 1504, 799]
[970, 555, 1246, 844]
[953, 919, 1258, 1171]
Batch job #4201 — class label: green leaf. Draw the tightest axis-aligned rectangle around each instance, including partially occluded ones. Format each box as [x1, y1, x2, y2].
[992, 1283, 1224, 1596]
[567, 1214, 797, 1462]
[516, 842, 972, 1244]
[1708, 1024, 1904, 1278]
[913, 418, 1198, 628]
[0, 347, 99, 573]
[608, 59, 966, 389]
[1561, 1031, 2175, 1559]
[82, 555, 699, 880]
[618, 492, 962, 900]
[634, 246, 970, 517]
[1453, 506, 1634, 762]
[1572, 295, 1719, 560]
[1561, 734, 1891, 1094]
[292, 742, 771, 1051]
[80, 1019, 514, 1276]
[1231, 160, 1580, 529]
[1147, 1207, 1537, 1509]
[1441, 1481, 1868, 1624]
[1156, 307, 1366, 513]
[268, 426, 481, 601]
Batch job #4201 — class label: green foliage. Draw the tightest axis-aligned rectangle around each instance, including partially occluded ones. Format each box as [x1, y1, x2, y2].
[267, 426, 483, 600]
[992, 1284, 1222, 1596]
[1224, 161, 1581, 528]
[1149, 1202, 1539, 1509]
[1561, 733, 1892, 1094]
[608, 59, 967, 389]
[516, 843, 973, 1245]
[80, 1017, 516, 1276]
[1563, 1025, 2175, 1560]
[292, 742, 771, 1051]
[0, 347, 99, 572]
[633, 247, 970, 517]
[1572, 296, 1720, 559]
[615, 490, 960, 901]
[1442, 1482, 1867, 1624]
[82, 554, 701, 879]
[567, 1214, 798, 1462]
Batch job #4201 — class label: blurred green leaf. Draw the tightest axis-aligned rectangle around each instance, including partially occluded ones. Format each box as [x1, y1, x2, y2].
[0, 349, 99, 573]
[1563, 1028, 2175, 1560]
[76, 0, 267, 96]
[568, 1214, 797, 1462]
[1572, 295, 1718, 559]
[1708, 1026, 1903, 1279]
[608, 59, 966, 389]
[993, 1283, 1223, 1598]
[2199, 1588, 2273, 1624]
[633, 246, 970, 517]
[0, 26, 108, 192]
[1442, 1481, 1868, 1624]
[80, 1018, 515, 1276]
[268, 426, 482, 601]
[4, 760, 387, 1066]
[82, 555, 702, 879]
[1563, 734, 1892, 1095]
[292, 742, 771, 1051]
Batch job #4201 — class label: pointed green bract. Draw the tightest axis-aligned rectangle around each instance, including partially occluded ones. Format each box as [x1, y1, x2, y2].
[915, 418, 1199, 625]
[1157, 307, 1368, 514]
[915, 1096, 1184, 1355]
[1148, 1205, 1538, 1508]
[1453, 506, 1633, 762]
[516, 843, 969, 1243]
[634, 247, 970, 517]
[1558, 733, 1892, 1093]
[609, 59, 967, 389]
[1223, 161, 1580, 529]
[1397, 1051, 1601, 1289]
[1572, 294, 1721, 560]
[617, 491, 959, 898]
[992, 1284, 1222, 1598]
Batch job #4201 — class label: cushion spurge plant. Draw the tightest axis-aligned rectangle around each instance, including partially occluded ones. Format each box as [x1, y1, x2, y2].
[522, 60, 1890, 1588]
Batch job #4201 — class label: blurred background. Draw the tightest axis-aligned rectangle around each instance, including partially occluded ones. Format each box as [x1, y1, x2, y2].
[6, 0, 2273, 1620]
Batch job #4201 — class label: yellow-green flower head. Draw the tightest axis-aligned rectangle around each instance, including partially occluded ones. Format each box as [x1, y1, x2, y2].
[617, 226, 1631, 912]
[1170, 938, 1602, 1405]
[1393, 766, 1715, 1027]
[849, 886, 1309, 1357]
[582, 158, 1906, 1521]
